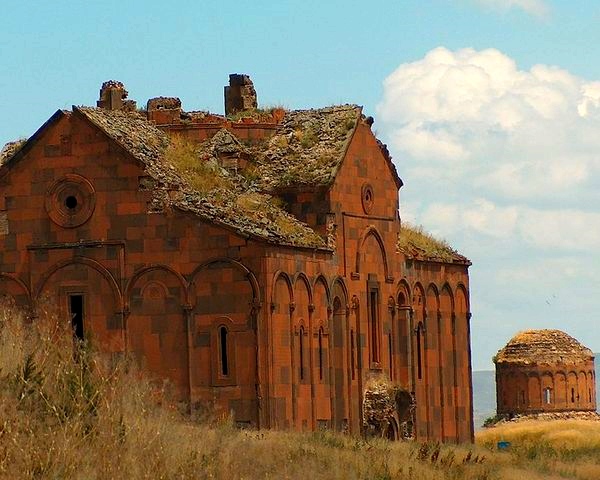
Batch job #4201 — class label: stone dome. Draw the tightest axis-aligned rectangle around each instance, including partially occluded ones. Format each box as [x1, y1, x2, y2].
[494, 329, 594, 366]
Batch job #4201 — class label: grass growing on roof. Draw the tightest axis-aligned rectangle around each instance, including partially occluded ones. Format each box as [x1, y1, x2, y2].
[397, 223, 459, 262]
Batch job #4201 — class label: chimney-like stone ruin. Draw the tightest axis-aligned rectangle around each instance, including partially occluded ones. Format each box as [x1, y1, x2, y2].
[97, 80, 136, 111]
[224, 74, 257, 116]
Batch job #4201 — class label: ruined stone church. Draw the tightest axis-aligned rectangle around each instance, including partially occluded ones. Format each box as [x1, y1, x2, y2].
[0, 75, 473, 442]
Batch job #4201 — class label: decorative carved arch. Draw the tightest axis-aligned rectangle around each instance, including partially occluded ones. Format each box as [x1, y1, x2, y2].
[35, 257, 123, 311]
[330, 276, 349, 308]
[354, 225, 391, 281]
[396, 279, 411, 307]
[440, 283, 455, 312]
[312, 274, 331, 306]
[190, 257, 260, 302]
[455, 283, 470, 312]
[125, 264, 189, 309]
[271, 270, 294, 306]
[0, 273, 32, 304]
[426, 283, 440, 312]
[293, 272, 313, 305]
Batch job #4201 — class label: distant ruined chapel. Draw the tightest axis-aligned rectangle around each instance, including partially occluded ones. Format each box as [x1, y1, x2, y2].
[0, 75, 473, 442]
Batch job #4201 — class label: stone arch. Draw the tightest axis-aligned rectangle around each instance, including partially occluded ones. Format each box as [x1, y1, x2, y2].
[331, 277, 352, 432]
[588, 371, 595, 406]
[554, 371, 567, 408]
[528, 373, 541, 410]
[293, 272, 312, 430]
[354, 225, 390, 280]
[567, 371, 578, 407]
[35, 257, 122, 312]
[425, 283, 442, 440]
[191, 257, 259, 426]
[293, 272, 313, 305]
[0, 273, 31, 309]
[396, 279, 410, 307]
[36, 257, 123, 351]
[271, 271, 294, 306]
[126, 264, 189, 309]
[412, 282, 428, 440]
[312, 274, 331, 308]
[439, 283, 456, 441]
[313, 275, 331, 423]
[270, 270, 294, 429]
[578, 370, 587, 408]
[127, 265, 190, 399]
[453, 283, 471, 441]
[190, 257, 260, 304]
[541, 372, 555, 407]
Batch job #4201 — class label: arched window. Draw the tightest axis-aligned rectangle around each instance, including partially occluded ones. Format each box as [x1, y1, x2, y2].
[299, 326, 305, 380]
[219, 326, 229, 376]
[544, 387, 552, 404]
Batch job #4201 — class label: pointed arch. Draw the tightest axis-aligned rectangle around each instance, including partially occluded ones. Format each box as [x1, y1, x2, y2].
[293, 272, 313, 305]
[396, 279, 411, 307]
[271, 271, 294, 305]
[312, 274, 331, 307]
[354, 225, 391, 281]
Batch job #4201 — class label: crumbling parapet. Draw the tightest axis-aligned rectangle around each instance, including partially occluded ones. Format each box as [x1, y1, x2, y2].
[225, 74, 258, 116]
[147, 97, 183, 124]
[97, 80, 136, 112]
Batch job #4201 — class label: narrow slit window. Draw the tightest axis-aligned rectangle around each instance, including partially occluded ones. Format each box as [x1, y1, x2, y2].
[388, 333, 393, 381]
[69, 295, 84, 341]
[369, 289, 379, 363]
[299, 326, 305, 380]
[416, 325, 423, 380]
[571, 388, 575, 403]
[318, 328, 324, 381]
[350, 329, 356, 380]
[219, 326, 229, 376]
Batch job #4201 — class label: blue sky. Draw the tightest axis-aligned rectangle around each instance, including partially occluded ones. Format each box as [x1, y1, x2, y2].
[2, 0, 600, 369]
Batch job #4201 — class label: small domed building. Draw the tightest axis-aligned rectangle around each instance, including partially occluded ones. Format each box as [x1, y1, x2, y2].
[494, 330, 596, 416]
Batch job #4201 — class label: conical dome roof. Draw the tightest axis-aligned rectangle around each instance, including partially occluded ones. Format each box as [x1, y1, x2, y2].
[494, 329, 594, 366]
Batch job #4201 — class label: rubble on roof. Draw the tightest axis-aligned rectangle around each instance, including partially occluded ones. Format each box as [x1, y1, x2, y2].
[0, 139, 27, 165]
[253, 105, 361, 190]
[397, 224, 469, 264]
[77, 107, 326, 249]
[494, 329, 594, 365]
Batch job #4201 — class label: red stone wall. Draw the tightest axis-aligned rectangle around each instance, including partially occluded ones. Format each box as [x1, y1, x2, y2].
[0, 111, 474, 442]
[496, 360, 597, 415]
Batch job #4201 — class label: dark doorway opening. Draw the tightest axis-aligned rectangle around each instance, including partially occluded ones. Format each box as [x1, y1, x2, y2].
[69, 295, 84, 341]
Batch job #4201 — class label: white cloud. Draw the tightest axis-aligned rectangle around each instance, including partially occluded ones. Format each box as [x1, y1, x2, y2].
[422, 200, 600, 251]
[377, 47, 600, 202]
[473, 0, 549, 17]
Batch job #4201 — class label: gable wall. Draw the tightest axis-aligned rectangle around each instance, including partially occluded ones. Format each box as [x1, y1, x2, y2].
[0, 113, 268, 427]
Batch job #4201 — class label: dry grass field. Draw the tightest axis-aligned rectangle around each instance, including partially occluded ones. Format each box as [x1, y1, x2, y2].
[1, 304, 598, 479]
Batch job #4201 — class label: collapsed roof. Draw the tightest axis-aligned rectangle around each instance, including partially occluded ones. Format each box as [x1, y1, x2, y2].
[494, 329, 594, 366]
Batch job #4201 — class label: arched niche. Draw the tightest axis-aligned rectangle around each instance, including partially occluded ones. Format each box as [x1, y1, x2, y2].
[127, 265, 189, 398]
[37, 258, 122, 352]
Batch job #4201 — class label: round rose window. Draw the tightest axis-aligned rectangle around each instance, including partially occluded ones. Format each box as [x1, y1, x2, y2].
[45, 174, 96, 228]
